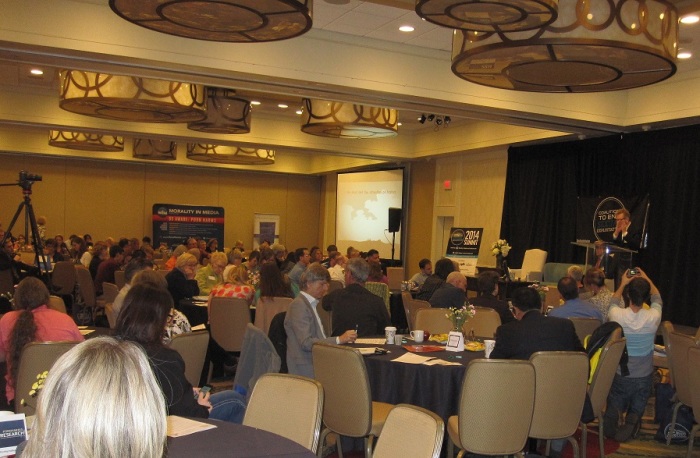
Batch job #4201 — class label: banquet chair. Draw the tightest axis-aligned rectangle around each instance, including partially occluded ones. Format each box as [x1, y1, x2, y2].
[510, 249, 548, 282]
[373, 404, 444, 458]
[50, 261, 76, 296]
[464, 306, 501, 339]
[101, 282, 120, 305]
[365, 281, 390, 314]
[75, 265, 104, 321]
[316, 301, 332, 337]
[104, 302, 117, 329]
[312, 343, 393, 458]
[254, 296, 293, 335]
[403, 295, 430, 331]
[209, 296, 251, 352]
[685, 346, 700, 457]
[447, 359, 536, 458]
[47, 295, 67, 314]
[580, 337, 626, 458]
[114, 270, 126, 289]
[414, 308, 453, 334]
[569, 317, 602, 344]
[386, 267, 404, 291]
[169, 330, 210, 387]
[660, 321, 676, 387]
[15, 341, 80, 415]
[0, 269, 13, 295]
[665, 331, 699, 445]
[529, 352, 589, 458]
[233, 323, 281, 397]
[244, 373, 324, 453]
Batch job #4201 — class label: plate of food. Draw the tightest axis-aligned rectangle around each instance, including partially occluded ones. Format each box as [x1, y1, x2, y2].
[428, 333, 449, 344]
[465, 341, 485, 352]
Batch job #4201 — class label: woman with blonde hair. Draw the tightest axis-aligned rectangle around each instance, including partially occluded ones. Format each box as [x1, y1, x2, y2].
[195, 251, 227, 295]
[165, 252, 200, 307]
[19, 337, 167, 458]
[210, 265, 255, 305]
[164, 244, 188, 270]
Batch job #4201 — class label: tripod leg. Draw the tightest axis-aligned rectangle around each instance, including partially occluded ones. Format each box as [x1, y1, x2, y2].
[1, 201, 25, 246]
[26, 200, 50, 284]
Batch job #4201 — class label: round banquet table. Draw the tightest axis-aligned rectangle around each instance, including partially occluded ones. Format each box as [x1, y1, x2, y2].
[167, 419, 316, 457]
[354, 340, 484, 421]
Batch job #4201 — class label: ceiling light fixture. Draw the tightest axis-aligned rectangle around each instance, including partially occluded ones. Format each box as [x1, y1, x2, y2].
[109, 0, 312, 42]
[133, 138, 177, 160]
[187, 143, 275, 165]
[300, 99, 398, 138]
[48, 130, 124, 152]
[59, 70, 206, 122]
[278, 103, 289, 109]
[419, 114, 451, 131]
[680, 15, 699, 24]
[188, 88, 252, 134]
[399, 25, 415, 32]
[677, 51, 692, 59]
[250, 101, 261, 106]
[29, 69, 44, 76]
[416, 0, 558, 32]
[451, 0, 678, 92]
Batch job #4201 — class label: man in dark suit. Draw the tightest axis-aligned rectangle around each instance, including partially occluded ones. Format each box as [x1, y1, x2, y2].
[612, 208, 641, 287]
[429, 271, 467, 309]
[324, 257, 390, 337]
[470, 270, 514, 324]
[490, 287, 583, 360]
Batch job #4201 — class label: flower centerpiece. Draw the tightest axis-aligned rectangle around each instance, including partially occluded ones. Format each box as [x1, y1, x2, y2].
[528, 282, 550, 307]
[20, 370, 48, 408]
[491, 239, 511, 258]
[445, 303, 476, 334]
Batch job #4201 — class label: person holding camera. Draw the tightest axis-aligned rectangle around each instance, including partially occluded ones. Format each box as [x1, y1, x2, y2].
[604, 267, 662, 442]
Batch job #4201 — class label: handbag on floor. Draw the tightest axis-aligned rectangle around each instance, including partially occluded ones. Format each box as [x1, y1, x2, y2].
[654, 382, 695, 443]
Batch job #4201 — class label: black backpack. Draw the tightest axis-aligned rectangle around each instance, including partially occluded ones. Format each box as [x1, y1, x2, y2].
[585, 321, 630, 377]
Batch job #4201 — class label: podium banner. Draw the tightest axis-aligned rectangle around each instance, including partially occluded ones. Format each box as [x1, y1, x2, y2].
[576, 195, 649, 249]
[445, 228, 483, 277]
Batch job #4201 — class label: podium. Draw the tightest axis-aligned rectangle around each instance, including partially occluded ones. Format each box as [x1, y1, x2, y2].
[571, 241, 637, 269]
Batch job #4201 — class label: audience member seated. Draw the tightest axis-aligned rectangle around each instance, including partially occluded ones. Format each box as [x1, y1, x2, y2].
[470, 270, 514, 324]
[165, 253, 200, 307]
[115, 283, 245, 423]
[131, 269, 191, 344]
[415, 257, 456, 302]
[288, 247, 310, 288]
[567, 265, 590, 299]
[270, 243, 289, 272]
[366, 249, 380, 263]
[583, 268, 614, 321]
[54, 234, 70, 258]
[367, 260, 388, 284]
[0, 239, 39, 285]
[164, 244, 187, 270]
[17, 337, 167, 458]
[0, 277, 83, 407]
[206, 238, 218, 253]
[284, 264, 357, 378]
[197, 239, 210, 263]
[604, 268, 662, 442]
[243, 250, 260, 277]
[490, 286, 583, 360]
[310, 246, 324, 264]
[38, 239, 64, 272]
[254, 262, 298, 305]
[113, 258, 155, 316]
[222, 249, 243, 281]
[429, 271, 467, 309]
[323, 258, 390, 337]
[94, 245, 125, 295]
[88, 242, 108, 280]
[548, 277, 603, 321]
[321, 244, 337, 268]
[70, 236, 92, 268]
[195, 251, 226, 295]
[409, 258, 432, 287]
[327, 252, 346, 286]
[210, 265, 255, 306]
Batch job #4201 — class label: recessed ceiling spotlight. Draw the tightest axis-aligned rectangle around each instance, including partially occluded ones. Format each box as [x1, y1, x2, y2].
[278, 103, 289, 109]
[29, 68, 44, 76]
[397, 122, 402, 126]
[678, 50, 692, 59]
[681, 15, 699, 24]
[250, 100, 261, 106]
[295, 109, 303, 115]
[399, 25, 415, 32]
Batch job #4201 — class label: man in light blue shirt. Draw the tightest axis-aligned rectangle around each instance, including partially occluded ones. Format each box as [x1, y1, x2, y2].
[548, 277, 604, 321]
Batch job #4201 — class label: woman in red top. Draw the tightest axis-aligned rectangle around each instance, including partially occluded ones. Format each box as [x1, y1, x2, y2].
[209, 265, 255, 306]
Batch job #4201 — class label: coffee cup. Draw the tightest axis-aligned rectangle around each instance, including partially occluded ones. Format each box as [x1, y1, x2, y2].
[394, 334, 405, 345]
[385, 326, 397, 345]
[484, 339, 496, 358]
[410, 330, 425, 343]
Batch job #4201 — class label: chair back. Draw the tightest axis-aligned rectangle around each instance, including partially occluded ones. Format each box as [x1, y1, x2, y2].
[101, 282, 120, 304]
[457, 359, 536, 455]
[312, 343, 373, 437]
[570, 317, 602, 344]
[365, 281, 390, 313]
[373, 404, 444, 458]
[328, 280, 344, 293]
[316, 301, 332, 337]
[660, 321, 675, 386]
[520, 249, 548, 280]
[209, 296, 251, 352]
[386, 267, 404, 291]
[254, 296, 293, 335]
[415, 308, 453, 334]
[47, 295, 67, 314]
[464, 307, 501, 339]
[404, 296, 431, 331]
[169, 330, 210, 387]
[74, 265, 96, 308]
[114, 270, 126, 289]
[105, 302, 117, 329]
[687, 346, 700, 424]
[529, 352, 589, 440]
[588, 337, 626, 417]
[50, 261, 76, 296]
[15, 341, 80, 415]
[244, 373, 324, 453]
[667, 331, 698, 406]
[233, 324, 281, 395]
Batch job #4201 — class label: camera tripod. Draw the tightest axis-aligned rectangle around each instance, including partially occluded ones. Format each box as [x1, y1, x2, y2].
[0, 171, 50, 281]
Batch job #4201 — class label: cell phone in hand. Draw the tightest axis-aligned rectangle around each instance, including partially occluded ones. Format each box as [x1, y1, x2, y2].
[195, 385, 212, 399]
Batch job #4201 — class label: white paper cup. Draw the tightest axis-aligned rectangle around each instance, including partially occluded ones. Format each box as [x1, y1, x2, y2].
[410, 330, 425, 343]
[385, 326, 397, 345]
[484, 339, 496, 358]
[394, 334, 405, 345]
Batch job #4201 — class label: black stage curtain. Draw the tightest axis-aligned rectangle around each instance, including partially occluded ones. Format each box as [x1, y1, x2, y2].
[503, 125, 700, 326]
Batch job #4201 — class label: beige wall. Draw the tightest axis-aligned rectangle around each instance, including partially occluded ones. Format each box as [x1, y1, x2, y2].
[404, 160, 436, 278]
[0, 153, 321, 250]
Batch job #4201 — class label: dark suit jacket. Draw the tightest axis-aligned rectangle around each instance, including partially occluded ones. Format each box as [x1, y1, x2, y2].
[166, 268, 200, 307]
[428, 283, 465, 309]
[490, 310, 583, 360]
[324, 283, 390, 337]
[470, 294, 515, 324]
